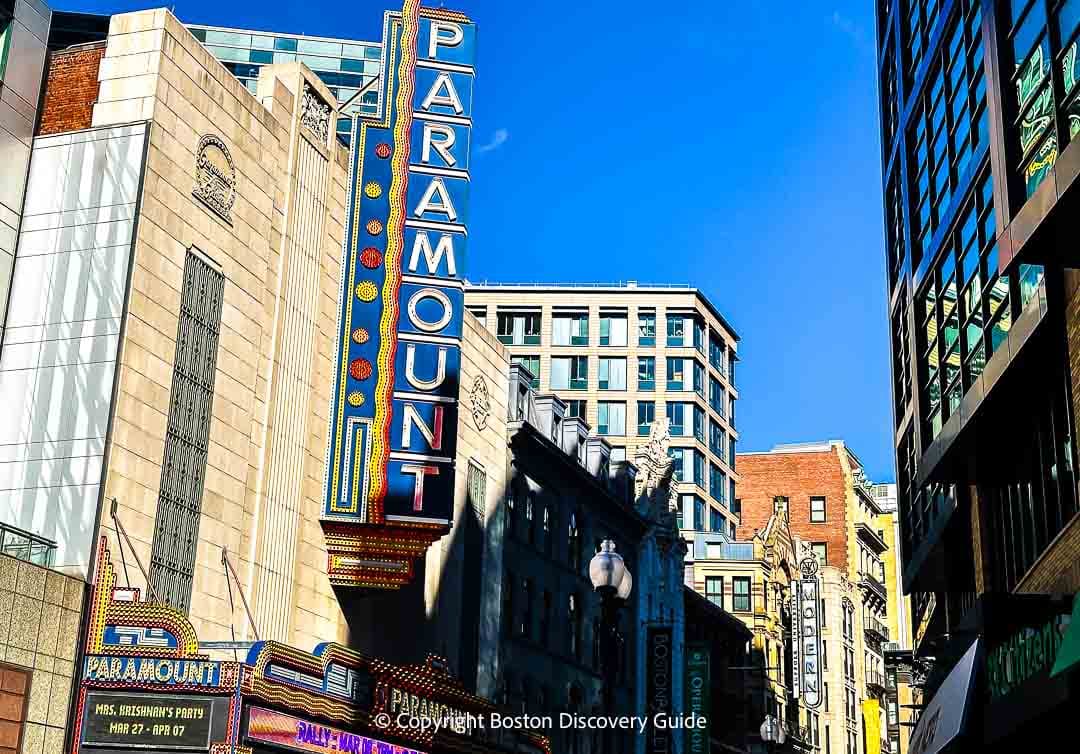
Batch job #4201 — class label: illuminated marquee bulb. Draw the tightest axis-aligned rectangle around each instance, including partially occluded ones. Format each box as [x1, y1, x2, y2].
[375, 143, 392, 159]
[360, 247, 383, 269]
[364, 181, 383, 199]
[348, 391, 365, 407]
[355, 281, 378, 302]
[366, 219, 384, 236]
[350, 359, 373, 381]
[351, 327, 370, 345]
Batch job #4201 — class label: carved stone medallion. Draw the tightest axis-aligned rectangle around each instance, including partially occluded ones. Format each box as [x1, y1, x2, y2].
[192, 134, 236, 223]
[470, 375, 490, 431]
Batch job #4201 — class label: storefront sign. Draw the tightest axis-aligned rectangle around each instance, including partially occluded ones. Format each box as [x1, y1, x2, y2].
[322, 0, 478, 587]
[646, 625, 673, 754]
[796, 557, 823, 709]
[909, 639, 979, 754]
[81, 691, 214, 750]
[985, 613, 1069, 700]
[83, 655, 221, 688]
[684, 644, 710, 754]
[246, 706, 424, 754]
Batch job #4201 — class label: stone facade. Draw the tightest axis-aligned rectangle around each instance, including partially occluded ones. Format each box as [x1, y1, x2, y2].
[0, 554, 84, 754]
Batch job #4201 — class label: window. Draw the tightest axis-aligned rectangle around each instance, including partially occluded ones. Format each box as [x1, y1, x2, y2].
[566, 399, 586, 419]
[733, 577, 751, 611]
[0, 17, 13, 81]
[599, 313, 627, 346]
[638, 310, 656, 345]
[525, 495, 535, 544]
[692, 450, 706, 487]
[597, 402, 626, 435]
[810, 496, 827, 522]
[637, 356, 656, 390]
[512, 355, 540, 388]
[666, 402, 690, 437]
[728, 394, 736, 427]
[709, 335, 724, 371]
[553, 313, 588, 345]
[666, 314, 685, 346]
[468, 307, 487, 329]
[811, 542, 828, 566]
[669, 448, 685, 481]
[569, 594, 582, 659]
[521, 578, 533, 637]
[676, 496, 687, 529]
[598, 358, 627, 390]
[637, 402, 656, 436]
[150, 250, 224, 613]
[710, 422, 726, 457]
[705, 576, 723, 607]
[710, 507, 723, 532]
[497, 311, 541, 345]
[552, 356, 588, 390]
[568, 512, 581, 571]
[693, 497, 706, 531]
[666, 357, 687, 390]
[709, 377, 724, 415]
[543, 505, 554, 555]
[693, 361, 705, 396]
[729, 522, 736, 539]
[728, 436, 736, 468]
[693, 405, 706, 441]
[710, 465, 726, 503]
[692, 319, 705, 353]
[503, 570, 514, 637]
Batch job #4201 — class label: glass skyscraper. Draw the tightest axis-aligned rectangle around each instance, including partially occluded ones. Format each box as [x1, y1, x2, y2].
[188, 24, 382, 143]
[878, 0, 1080, 736]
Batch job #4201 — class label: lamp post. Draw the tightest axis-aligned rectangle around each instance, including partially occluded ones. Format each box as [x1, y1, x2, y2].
[589, 540, 633, 754]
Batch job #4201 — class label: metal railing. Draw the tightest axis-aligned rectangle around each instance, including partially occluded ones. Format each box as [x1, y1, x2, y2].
[0, 524, 56, 568]
[864, 616, 890, 641]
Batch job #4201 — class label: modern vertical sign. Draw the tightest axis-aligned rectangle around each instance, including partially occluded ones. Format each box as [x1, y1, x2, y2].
[797, 557, 823, 709]
[323, 0, 476, 588]
[685, 643, 710, 754]
[646, 626, 673, 754]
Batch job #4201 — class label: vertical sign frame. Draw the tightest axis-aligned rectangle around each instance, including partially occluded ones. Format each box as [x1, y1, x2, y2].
[322, 0, 477, 588]
[797, 557, 823, 710]
[685, 643, 710, 754]
[645, 625, 673, 754]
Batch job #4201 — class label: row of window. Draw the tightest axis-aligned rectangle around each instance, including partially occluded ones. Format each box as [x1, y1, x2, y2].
[703, 575, 752, 612]
[503, 572, 605, 667]
[506, 494, 590, 572]
[677, 495, 738, 537]
[510, 354, 734, 414]
[492, 311, 734, 373]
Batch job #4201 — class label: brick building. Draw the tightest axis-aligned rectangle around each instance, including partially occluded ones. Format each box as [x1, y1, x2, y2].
[735, 441, 893, 754]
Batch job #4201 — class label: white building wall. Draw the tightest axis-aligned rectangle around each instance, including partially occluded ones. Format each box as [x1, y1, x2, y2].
[0, 124, 148, 576]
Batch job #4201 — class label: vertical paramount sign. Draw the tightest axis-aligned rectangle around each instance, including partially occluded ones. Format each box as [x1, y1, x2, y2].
[323, 0, 476, 588]
[792, 556, 823, 709]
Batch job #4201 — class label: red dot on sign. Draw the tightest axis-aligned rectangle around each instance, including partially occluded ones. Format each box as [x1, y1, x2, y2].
[349, 358, 373, 381]
[360, 247, 383, 269]
[375, 143, 392, 158]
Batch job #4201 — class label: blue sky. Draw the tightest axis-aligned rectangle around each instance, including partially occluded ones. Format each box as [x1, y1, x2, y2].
[62, 0, 893, 481]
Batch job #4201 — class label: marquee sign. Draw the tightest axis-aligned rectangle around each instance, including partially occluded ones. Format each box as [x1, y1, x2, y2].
[246, 707, 423, 754]
[323, 0, 477, 588]
[793, 556, 823, 709]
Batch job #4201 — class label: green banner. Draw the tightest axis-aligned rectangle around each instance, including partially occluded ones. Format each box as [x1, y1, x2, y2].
[685, 643, 710, 754]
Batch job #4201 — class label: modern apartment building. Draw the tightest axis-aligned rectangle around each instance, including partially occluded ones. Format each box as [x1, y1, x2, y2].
[464, 283, 741, 538]
[877, 0, 1080, 747]
[735, 441, 894, 754]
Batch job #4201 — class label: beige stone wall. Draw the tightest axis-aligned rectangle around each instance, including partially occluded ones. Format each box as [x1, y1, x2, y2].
[0, 555, 85, 754]
[88, 8, 349, 649]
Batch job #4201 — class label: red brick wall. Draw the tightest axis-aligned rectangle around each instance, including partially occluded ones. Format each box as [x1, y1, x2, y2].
[734, 448, 850, 573]
[37, 44, 107, 136]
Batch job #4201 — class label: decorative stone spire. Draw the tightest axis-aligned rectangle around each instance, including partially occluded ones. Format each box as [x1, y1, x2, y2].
[634, 419, 678, 523]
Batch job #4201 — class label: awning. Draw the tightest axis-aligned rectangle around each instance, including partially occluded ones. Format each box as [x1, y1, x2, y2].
[909, 639, 980, 754]
[1050, 591, 1080, 678]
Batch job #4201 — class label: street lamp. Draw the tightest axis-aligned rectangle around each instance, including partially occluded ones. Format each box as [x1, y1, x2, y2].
[589, 540, 632, 754]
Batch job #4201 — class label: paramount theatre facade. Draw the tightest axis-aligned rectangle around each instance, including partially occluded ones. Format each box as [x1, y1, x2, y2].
[0, 1, 552, 752]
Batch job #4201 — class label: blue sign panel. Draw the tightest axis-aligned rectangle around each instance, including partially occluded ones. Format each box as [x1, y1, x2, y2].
[322, 2, 476, 585]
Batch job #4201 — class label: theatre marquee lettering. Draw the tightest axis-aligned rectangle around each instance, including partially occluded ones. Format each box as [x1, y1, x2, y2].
[81, 691, 214, 750]
[83, 655, 222, 688]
